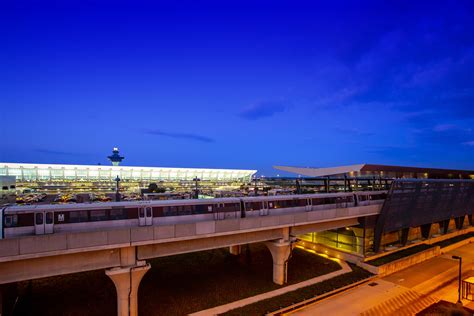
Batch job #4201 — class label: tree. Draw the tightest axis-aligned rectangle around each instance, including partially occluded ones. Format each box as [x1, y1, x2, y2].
[148, 183, 158, 193]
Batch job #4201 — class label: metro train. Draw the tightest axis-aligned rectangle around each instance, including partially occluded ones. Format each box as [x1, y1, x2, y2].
[0, 191, 387, 239]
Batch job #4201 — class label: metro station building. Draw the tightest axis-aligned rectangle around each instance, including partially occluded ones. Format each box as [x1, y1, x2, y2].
[275, 164, 474, 256]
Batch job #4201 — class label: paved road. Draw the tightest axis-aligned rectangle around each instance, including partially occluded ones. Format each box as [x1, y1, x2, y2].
[290, 242, 474, 315]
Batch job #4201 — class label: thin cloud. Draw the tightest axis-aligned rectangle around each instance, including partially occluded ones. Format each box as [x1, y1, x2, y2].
[334, 126, 374, 137]
[239, 100, 289, 120]
[146, 129, 215, 143]
[34, 148, 80, 156]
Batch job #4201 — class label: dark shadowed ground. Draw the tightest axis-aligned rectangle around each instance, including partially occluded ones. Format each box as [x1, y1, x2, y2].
[10, 243, 340, 316]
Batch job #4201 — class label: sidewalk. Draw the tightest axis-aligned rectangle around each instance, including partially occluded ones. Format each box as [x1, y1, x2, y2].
[288, 242, 474, 315]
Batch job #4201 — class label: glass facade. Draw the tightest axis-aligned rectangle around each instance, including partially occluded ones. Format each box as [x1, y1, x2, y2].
[0, 163, 256, 183]
[300, 227, 368, 256]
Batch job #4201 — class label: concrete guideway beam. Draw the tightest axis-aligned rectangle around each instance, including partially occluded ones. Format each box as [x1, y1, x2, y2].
[106, 262, 150, 316]
[265, 240, 292, 285]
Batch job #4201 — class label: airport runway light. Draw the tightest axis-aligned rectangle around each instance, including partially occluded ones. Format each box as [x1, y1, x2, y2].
[452, 255, 462, 305]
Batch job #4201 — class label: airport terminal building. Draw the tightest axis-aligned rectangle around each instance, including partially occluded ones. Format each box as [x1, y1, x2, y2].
[0, 162, 256, 193]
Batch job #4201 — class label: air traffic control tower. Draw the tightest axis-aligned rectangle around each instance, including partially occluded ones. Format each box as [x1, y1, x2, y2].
[107, 147, 125, 166]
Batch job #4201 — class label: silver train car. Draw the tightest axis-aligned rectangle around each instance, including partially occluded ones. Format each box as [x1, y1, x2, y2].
[0, 191, 386, 239]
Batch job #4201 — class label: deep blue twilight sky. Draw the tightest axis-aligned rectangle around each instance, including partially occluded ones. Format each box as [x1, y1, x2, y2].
[1, 1, 474, 175]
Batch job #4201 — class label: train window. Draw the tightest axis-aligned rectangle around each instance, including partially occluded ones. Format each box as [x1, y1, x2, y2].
[311, 198, 323, 205]
[4, 215, 18, 227]
[90, 210, 108, 221]
[110, 209, 127, 220]
[139, 208, 145, 217]
[194, 205, 207, 213]
[146, 208, 152, 217]
[274, 200, 284, 208]
[163, 206, 177, 216]
[207, 205, 213, 212]
[254, 202, 262, 210]
[46, 212, 53, 224]
[152, 207, 164, 217]
[4, 215, 11, 227]
[127, 208, 139, 219]
[226, 203, 239, 212]
[69, 210, 89, 223]
[35, 213, 43, 225]
[275, 200, 295, 208]
[182, 205, 193, 214]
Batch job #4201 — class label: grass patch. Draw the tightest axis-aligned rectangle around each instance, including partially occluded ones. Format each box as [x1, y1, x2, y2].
[365, 244, 434, 266]
[140, 244, 341, 315]
[432, 232, 474, 248]
[13, 270, 116, 316]
[222, 264, 372, 316]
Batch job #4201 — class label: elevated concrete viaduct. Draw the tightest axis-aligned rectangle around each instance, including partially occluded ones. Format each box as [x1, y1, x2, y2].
[0, 204, 380, 316]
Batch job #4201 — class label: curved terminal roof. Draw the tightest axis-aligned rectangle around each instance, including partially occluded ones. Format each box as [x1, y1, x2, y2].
[0, 162, 256, 182]
[274, 164, 474, 179]
[274, 164, 365, 177]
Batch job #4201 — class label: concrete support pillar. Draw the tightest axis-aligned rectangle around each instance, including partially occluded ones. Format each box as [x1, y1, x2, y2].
[439, 220, 450, 235]
[420, 224, 432, 239]
[265, 240, 291, 285]
[229, 245, 241, 255]
[120, 246, 137, 266]
[106, 262, 151, 316]
[400, 228, 409, 246]
[455, 216, 465, 230]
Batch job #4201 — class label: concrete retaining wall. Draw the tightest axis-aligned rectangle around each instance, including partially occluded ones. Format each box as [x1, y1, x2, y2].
[358, 246, 441, 276]
[440, 236, 474, 254]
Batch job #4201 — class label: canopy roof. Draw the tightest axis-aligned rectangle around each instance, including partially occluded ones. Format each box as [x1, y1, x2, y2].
[274, 164, 474, 179]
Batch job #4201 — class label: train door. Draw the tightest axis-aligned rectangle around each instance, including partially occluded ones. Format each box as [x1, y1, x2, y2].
[306, 198, 312, 211]
[139, 207, 153, 226]
[34, 211, 54, 235]
[261, 201, 269, 216]
[214, 203, 224, 220]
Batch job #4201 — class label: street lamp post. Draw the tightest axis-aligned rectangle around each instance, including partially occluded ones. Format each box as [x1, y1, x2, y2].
[114, 175, 121, 202]
[452, 255, 463, 305]
[193, 177, 200, 199]
[253, 176, 258, 196]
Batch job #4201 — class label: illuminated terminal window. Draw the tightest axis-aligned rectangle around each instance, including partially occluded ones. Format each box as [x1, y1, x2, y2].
[0, 163, 256, 183]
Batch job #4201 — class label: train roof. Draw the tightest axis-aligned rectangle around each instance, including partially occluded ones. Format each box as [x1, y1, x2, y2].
[3, 191, 388, 213]
[4, 197, 241, 212]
